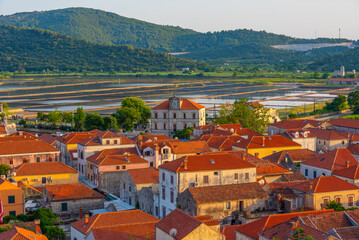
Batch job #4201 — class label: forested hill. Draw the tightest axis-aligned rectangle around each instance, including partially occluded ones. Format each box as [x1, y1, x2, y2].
[309, 47, 359, 71]
[0, 7, 347, 53]
[0, 25, 208, 73]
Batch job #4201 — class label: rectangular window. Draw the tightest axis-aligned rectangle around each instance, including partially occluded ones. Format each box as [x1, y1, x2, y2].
[36, 157, 41, 163]
[336, 197, 341, 203]
[61, 203, 68, 212]
[323, 198, 329, 204]
[203, 175, 209, 184]
[116, 166, 120, 170]
[349, 196, 354, 206]
[49, 156, 52, 162]
[234, 173, 239, 180]
[313, 171, 317, 178]
[114, 140, 118, 144]
[305, 169, 308, 177]
[123, 183, 126, 189]
[41, 177, 47, 184]
[162, 206, 166, 218]
[214, 172, 218, 176]
[226, 202, 231, 209]
[245, 173, 249, 180]
[155, 206, 159, 216]
[155, 113, 158, 118]
[183, 113, 186, 119]
[170, 190, 174, 203]
[129, 198, 132, 205]
[173, 113, 176, 119]
[8, 195, 15, 204]
[164, 124, 167, 130]
[170, 175, 174, 184]
[162, 187, 166, 200]
[106, 140, 110, 145]
[155, 123, 158, 130]
[164, 113, 167, 119]
[129, 185, 132, 192]
[193, 113, 196, 119]
[122, 166, 126, 170]
[23, 158, 27, 164]
[9, 211, 16, 217]
[162, 172, 165, 181]
[9, 159, 13, 165]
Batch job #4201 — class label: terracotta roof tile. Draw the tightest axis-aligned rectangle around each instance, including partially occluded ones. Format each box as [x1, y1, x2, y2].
[270, 119, 327, 129]
[90, 223, 156, 240]
[302, 148, 358, 171]
[56, 131, 98, 144]
[156, 209, 215, 240]
[263, 149, 317, 164]
[187, 182, 268, 204]
[348, 143, 359, 155]
[38, 134, 56, 146]
[168, 141, 211, 154]
[231, 209, 334, 240]
[0, 139, 59, 155]
[207, 136, 243, 151]
[9, 131, 38, 139]
[281, 173, 307, 182]
[78, 131, 135, 146]
[233, 135, 301, 149]
[133, 134, 172, 143]
[291, 176, 359, 193]
[127, 168, 159, 184]
[308, 128, 359, 141]
[284, 129, 315, 139]
[0, 226, 48, 240]
[152, 98, 205, 110]
[333, 164, 359, 179]
[0, 125, 6, 135]
[87, 148, 141, 165]
[329, 118, 359, 130]
[12, 162, 77, 176]
[226, 151, 289, 175]
[71, 210, 158, 235]
[45, 183, 103, 201]
[160, 152, 256, 172]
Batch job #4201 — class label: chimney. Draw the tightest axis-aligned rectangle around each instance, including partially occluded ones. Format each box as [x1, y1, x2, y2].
[52, 194, 55, 201]
[309, 182, 313, 190]
[242, 153, 246, 161]
[346, 160, 350, 168]
[183, 159, 188, 170]
[79, 208, 84, 219]
[35, 219, 41, 234]
[262, 137, 265, 147]
[84, 214, 89, 224]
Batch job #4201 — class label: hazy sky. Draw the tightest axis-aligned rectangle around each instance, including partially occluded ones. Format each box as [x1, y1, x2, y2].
[0, 0, 358, 40]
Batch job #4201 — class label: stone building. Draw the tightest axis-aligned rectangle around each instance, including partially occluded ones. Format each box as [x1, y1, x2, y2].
[158, 152, 257, 219]
[268, 119, 331, 136]
[280, 129, 316, 152]
[42, 183, 104, 219]
[179, 182, 268, 225]
[151, 96, 206, 136]
[329, 118, 359, 134]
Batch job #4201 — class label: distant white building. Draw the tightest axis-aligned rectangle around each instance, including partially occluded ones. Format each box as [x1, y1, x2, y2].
[151, 96, 206, 136]
[332, 66, 345, 77]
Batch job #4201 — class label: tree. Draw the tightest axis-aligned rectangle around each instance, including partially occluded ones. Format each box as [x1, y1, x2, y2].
[312, 72, 321, 79]
[113, 107, 140, 132]
[0, 164, 10, 176]
[37, 112, 45, 120]
[112, 97, 151, 131]
[324, 94, 347, 112]
[174, 127, 193, 140]
[326, 200, 345, 211]
[103, 116, 118, 130]
[348, 90, 359, 114]
[1, 102, 8, 111]
[47, 110, 62, 126]
[321, 72, 331, 79]
[74, 107, 86, 131]
[121, 97, 151, 125]
[84, 113, 105, 131]
[214, 98, 270, 134]
[61, 112, 73, 124]
[292, 228, 314, 240]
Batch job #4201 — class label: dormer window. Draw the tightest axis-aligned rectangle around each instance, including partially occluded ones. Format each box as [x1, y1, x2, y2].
[106, 140, 110, 145]
[114, 140, 118, 144]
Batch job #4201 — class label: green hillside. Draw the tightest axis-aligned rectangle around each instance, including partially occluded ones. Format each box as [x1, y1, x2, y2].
[309, 47, 359, 71]
[0, 25, 208, 73]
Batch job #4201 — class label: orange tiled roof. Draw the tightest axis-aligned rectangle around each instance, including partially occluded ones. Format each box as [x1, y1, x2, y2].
[230, 209, 334, 240]
[160, 152, 256, 172]
[308, 128, 359, 141]
[156, 209, 222, 239]
[187, 182, 268, 204]
[168, 141, 211, 154]
[38, 134, 56, 146]
[302, 148, 358, 171]
[133, 134, 172, 143]
[9, 131, 38, 139]
[226, 151, 289, 175]
[56, 131, 98, 144]
[78, 131, 134, 146]
[291, 176, 359, 193]
[0, 125, 6, 135]
[193, 215, 220, 227]
[152, 98, 205, 110]
[284, 129, 315, 139]
[233, 135, 301, 149]
[128, 168, 159, 184]
[207, 136, 244, 151]
[0, 139, 59, 155]
[334, 164, 359, 179]
[0, 226, 48, 240]
[348, 143, 359, 155]
[329, 118, 359, 130]
[12, 162, 77, 176]
[269, 119, 326, 129]
[45, 183, 103, 201]
[87, 148, 145, 166]
[281, 172, 307, 182]
[70, 209, 159, 234]
[263, 149, 317, 164]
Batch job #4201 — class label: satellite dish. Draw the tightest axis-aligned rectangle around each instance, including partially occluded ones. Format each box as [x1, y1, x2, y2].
[259, 179, 265, 185]
[169, 228, 177, 237]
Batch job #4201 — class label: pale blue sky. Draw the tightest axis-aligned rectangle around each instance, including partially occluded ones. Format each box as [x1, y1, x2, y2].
[0, 0, 358, 40]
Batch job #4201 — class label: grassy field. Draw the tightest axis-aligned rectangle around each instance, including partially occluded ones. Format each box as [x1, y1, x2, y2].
[277, 101, 327, 117]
